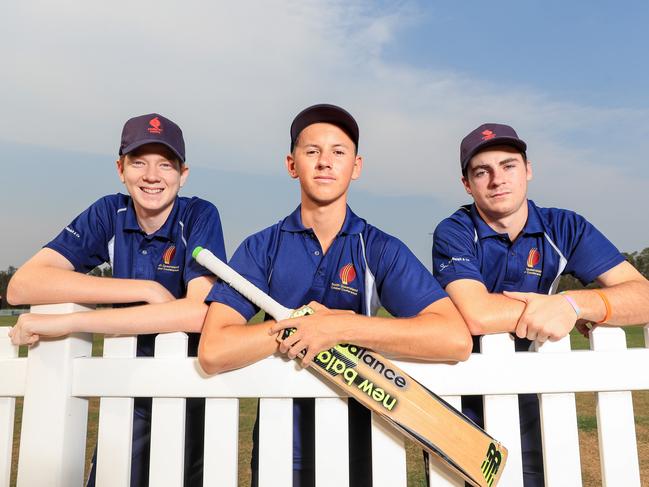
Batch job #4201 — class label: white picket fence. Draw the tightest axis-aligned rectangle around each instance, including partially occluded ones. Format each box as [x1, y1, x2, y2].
[1, 303, 648, 487]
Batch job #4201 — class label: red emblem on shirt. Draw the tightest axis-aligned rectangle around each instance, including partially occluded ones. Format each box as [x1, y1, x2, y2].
[527, 248, 540, 268]
[339, 264, 357, 285]
[163, 245, 176, 265]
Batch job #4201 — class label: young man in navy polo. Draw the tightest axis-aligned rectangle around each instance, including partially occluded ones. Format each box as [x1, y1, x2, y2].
[432, 123, 649, 486]
[198, 104, 472, 487]
[8, 113, 226, 486]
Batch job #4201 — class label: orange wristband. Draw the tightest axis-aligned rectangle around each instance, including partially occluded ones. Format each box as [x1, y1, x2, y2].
[593, 289, 612, 324]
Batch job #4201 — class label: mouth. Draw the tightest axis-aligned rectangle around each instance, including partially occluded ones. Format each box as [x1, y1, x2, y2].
[314, 176, 336, 182]
[140, 187, 164, 194]
[489, 191, 510, 199]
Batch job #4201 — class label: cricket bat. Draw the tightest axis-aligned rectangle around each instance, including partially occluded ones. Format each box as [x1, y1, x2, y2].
[193, 246, 507, 487]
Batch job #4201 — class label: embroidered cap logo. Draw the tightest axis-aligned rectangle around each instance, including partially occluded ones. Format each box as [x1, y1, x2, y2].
[481, 129, 496, 141]
[148, 117, 163, 134]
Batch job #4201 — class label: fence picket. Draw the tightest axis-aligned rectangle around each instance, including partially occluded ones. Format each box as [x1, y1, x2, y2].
[258, 398, 292, 486]
[96, 335, 137, 487]
[482, 333, 523, 486]
[315, 397, 349, 487]
[0, 329, 18, 487]
[148, 333, 188, 487]
[535, 336, 582, 486]
[371, 413, 407, 487]
[590, 327, 641, 486]
[204, 398, 239, 486]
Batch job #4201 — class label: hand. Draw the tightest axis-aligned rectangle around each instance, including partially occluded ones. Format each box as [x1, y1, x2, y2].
[575, 319, 595, 338]
[8, 313, 71, 346]
[503, 291, 578, 343]
[269, 301, 354, 366]
[146, 281, 176, 304]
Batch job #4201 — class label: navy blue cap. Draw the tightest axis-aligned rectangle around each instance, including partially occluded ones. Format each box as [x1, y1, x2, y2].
[290, 104, 359, 151]
[119, 113, 185, 162]
[460, 123, 527, 172]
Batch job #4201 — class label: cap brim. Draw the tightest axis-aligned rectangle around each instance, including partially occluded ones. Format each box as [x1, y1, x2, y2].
[462, 137, 527, 169]
[121, 139, 185, 162]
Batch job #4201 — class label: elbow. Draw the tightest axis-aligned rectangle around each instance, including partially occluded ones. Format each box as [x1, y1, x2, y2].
[198, 340, 230, 375]
[464, 315, 489, 336]
[6, 274, 26, 305]
[450, 328, 472, 362]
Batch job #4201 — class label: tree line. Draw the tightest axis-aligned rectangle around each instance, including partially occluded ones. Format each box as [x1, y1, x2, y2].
[2, 247, 649, 308]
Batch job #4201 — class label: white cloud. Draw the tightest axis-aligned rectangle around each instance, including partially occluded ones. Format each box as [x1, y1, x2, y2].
[1, 0, 648, 264]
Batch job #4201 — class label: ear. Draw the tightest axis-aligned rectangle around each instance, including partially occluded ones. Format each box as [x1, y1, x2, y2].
[179, 164, 189, 188]
[285, 154, 299, 179]
[116, 159, 125, 183]
[351, 155, 363, 180]
[461, 175, 472, 195]
[525, 160, 533, 182]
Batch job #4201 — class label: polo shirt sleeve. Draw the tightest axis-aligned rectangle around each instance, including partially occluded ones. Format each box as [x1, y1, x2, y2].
[183, 200, 227, 284]
[44, 196, 114, 273]
[367, 230, 448, 318]
[560, 212, 625, 285]
[432, 218, 484, 288]
[205, 231, 271, 321]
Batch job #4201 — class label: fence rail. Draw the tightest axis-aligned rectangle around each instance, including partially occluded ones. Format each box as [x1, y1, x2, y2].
[1, 304, 648, 486]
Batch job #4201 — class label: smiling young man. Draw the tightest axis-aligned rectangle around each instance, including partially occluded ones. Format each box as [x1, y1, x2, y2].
[432, 123, 649, 486]
[7, 113, 226, 486]
[198, 104, 471, 487]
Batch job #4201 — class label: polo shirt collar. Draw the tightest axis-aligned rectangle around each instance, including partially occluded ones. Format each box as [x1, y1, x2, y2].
[281, 205, 366, 235]
[123, 197, 179, 241]
[470, 199, 544, 240]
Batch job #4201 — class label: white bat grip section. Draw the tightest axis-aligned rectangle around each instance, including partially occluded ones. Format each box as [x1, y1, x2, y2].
[194, 247, 294, 320]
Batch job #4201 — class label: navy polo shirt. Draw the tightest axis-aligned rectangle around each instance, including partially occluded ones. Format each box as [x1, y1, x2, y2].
[46, 193, 226, 357]
[433, 200, 624, 297]
[206, 205, 447, 472]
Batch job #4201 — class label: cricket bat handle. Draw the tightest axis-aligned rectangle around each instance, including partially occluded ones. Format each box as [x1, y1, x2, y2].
[192, 246, 294, 321]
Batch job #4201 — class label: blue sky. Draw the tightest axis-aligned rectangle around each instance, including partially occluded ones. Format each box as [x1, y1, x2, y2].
[1, 0, 648, 270]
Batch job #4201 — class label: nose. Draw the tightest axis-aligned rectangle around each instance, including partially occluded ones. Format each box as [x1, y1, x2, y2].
[489, 167, 505, 187]
[143, 164, 160, 182]
[316, 154, 333, 169]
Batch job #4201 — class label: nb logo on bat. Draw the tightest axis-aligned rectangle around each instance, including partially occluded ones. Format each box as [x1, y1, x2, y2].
[480, 442, 503, 487]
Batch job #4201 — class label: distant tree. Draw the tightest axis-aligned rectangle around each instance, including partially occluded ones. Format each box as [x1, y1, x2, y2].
[558, 247, 649, 292]
[0, 266, 17, 309]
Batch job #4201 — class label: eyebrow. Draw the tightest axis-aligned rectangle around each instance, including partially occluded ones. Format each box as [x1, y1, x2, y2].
[471, 157, 520, 172]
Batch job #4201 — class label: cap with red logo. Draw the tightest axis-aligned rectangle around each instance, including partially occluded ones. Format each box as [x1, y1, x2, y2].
[119, 113, 186, 162]
[460, 123, 527, 172]
[290, 104, 359, 152]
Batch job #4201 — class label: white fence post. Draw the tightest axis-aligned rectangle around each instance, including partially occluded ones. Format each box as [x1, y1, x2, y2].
[481, 333, 523, 486]
[534, 336, 582, 486]
[203, 397, 239, 486]
[258, 398, 293, 486]
[590, 327, 640, 486]
[0, 328, 19, 487]
[95, 335, 138, 487]
[148, 332, 188, 487]
[315, 397, 349, 487]
[16, 304, 93, 487]
[371, 413, 407, 487]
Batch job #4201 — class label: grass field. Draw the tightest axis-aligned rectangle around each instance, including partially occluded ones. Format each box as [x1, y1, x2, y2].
[1, 316, 647, 486]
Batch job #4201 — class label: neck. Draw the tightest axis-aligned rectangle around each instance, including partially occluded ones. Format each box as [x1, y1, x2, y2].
[476, 200, 529, 242]
[300, 197, 347, 254]
[134, 204, 174, 235]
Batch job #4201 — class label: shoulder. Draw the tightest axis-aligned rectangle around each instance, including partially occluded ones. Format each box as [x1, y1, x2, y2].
[433, 205, 475, 238]
[177, 196, 221, 220]
[532, 202, 590, 236]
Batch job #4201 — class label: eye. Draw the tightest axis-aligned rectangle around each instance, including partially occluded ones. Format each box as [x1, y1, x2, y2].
[334, 150, 346, 156]
[306, 149, 319, 155]
[504, 163, 516, 170]
[130, 160, 145, 167]
[474, 169, 486, 178]
[159, 161, 174, 170]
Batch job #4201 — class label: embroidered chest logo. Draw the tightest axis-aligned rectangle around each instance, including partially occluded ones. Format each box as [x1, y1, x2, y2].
[158, 245, 180, 272]
[331, 263, 359, 296]
[148, 117, 163, 134]
[524, 248, 542, 277]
